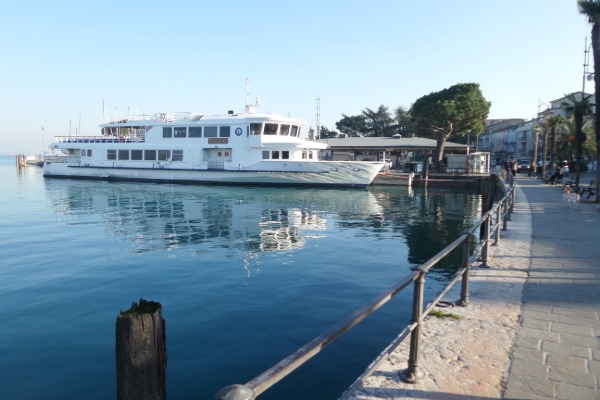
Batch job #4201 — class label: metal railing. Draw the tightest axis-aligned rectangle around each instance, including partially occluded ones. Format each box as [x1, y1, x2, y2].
[216, 176, 516, 400]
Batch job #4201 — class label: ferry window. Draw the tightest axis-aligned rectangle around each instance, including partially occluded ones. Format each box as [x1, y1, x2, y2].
[131, 150, 143, 160]
[144, 150, 157, 160]
[189, 127, 202, 137]
[219, 126, 230, 137]
[250, 123, 262, 135]
[291, 126, 298, 137]
[264, 123, 278, 135]
[280, 124, 290, 136]
[107, 150, 116, 160]
[87, 149, 92, 157]
[282, 151, 289, 159]
[118, 150, 130, 160]
[271, 151, 280, 159]
[80, 149, 86, 157]
[309, 151, 314, 159]
[262, 151, 269, 159]
[204, 126, 218, 138]
[174, 127, 187, 138]
[172, 150, 183, 161]
[302, 151, 307, 159]
[163, 127, 173, 138]
[158, 150, 170, 161]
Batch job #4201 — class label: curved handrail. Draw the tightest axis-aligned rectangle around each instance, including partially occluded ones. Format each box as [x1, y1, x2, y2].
[216, 176, 516, 400]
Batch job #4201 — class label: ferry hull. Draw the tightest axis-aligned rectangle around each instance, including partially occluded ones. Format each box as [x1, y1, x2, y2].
[43, 162, 381, 187]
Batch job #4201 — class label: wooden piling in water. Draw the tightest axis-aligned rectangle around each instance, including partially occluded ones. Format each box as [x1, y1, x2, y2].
[116, 299, 166, 400]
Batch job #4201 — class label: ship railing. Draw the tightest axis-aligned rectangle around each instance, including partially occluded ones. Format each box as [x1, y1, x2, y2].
[53, 136, 145, 144]
[216, 176, 516, 400]
[104, 112, 198, 124]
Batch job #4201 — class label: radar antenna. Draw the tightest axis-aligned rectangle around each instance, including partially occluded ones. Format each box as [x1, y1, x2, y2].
[245, 78, 261, 114]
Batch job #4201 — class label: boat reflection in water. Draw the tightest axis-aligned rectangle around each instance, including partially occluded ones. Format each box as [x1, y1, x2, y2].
[43, 179, 385, 256]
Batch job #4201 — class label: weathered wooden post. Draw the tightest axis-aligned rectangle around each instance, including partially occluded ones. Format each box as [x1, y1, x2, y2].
[116, 299, 166, 400]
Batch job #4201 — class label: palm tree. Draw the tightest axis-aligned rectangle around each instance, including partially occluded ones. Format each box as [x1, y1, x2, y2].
[578, 0, 600, 200]
[562, 93, 593, 189]
[545, 115, 567, 176]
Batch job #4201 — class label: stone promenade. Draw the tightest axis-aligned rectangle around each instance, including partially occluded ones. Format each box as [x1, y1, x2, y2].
[343, 174, 600, 400]
[504, 175, 600, 400]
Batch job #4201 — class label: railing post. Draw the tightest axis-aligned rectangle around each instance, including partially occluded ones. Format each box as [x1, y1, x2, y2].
[481, 213, 491, 267]
[400, 271, 426, 383]
[457, 237, 470, 306]
[502, 198, 508, 231]
[506, 190, 513, 221]
[494, 203, 501, 246]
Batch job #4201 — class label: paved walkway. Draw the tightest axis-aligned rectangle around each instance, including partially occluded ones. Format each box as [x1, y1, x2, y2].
[504, 175, 600, 400]
[343, 174, 600, 400]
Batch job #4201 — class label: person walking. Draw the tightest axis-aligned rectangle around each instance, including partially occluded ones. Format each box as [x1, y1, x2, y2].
[511, 159, 518, 177]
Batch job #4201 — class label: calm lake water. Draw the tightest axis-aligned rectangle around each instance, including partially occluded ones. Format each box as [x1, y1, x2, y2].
[0, 156, 481, 399]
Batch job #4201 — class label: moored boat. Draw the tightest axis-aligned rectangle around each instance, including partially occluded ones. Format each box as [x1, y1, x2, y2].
[43, 102, 385, 187]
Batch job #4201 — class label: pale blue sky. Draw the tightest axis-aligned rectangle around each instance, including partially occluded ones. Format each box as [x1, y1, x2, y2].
[0, 0, 592, 154]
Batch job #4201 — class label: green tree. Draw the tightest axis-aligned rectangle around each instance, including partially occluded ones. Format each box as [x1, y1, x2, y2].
[562, 93, 593, 189]
[545, 115, 567, 176]
[336, 114, 367, 137]
[394, 106, 413, 137]
[410, 83, 490, 171]
[578, 0, 600, 200]
[362, 105, 393, 137]
[318, 126, 337, 139]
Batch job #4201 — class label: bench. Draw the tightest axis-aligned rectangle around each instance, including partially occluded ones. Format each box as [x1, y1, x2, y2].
[579, 180, 597, 199]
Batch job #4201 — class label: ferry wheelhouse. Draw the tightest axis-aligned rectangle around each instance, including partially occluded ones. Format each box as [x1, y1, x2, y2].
[43, 106, 385, 187]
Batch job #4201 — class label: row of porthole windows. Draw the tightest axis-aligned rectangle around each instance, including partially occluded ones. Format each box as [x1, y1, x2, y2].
[261, 150, 316, 160]
[107, 149, 184, 161]
[163, 126, 230, 138]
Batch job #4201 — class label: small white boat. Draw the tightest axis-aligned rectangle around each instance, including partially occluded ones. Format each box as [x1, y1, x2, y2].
[43, 101, 384, 187]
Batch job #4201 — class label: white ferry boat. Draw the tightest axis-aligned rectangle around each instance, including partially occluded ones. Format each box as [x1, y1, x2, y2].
[43, 104, 384, 187]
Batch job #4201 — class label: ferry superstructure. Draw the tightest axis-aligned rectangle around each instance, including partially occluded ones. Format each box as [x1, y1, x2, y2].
[43, 107, 385, 187]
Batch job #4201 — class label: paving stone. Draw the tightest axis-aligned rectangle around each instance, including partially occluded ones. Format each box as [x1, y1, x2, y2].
[505, 375, 555, 398]
[542, 341, 591, 358]
[515, 335, 540, 350]
[508, 359, 548, 380]
[556, 382, 600, 400]
[558, 314, 600, 329]
[545, 353, 587, 373]
[523, 309, 559, 322]
[589, 359, 600, 374]
[503, 388, 555, 400]
[523, 303, 554, 313]
[551, 322, 594, 336]
[549, 366, 596, 389]
[560, 332, 600, 347]
[552, 306, 599, 319]
[511, 346, 544, 363]
[522, 318, 551, 330]
[519, 327, 560, 342]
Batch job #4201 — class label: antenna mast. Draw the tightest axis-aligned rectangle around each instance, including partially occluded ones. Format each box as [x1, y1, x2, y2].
[315, 95, 321, 139]
[244, 78, 261, 113]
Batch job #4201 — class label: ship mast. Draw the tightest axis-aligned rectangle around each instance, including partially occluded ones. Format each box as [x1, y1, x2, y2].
[244, 78, 261, 114]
